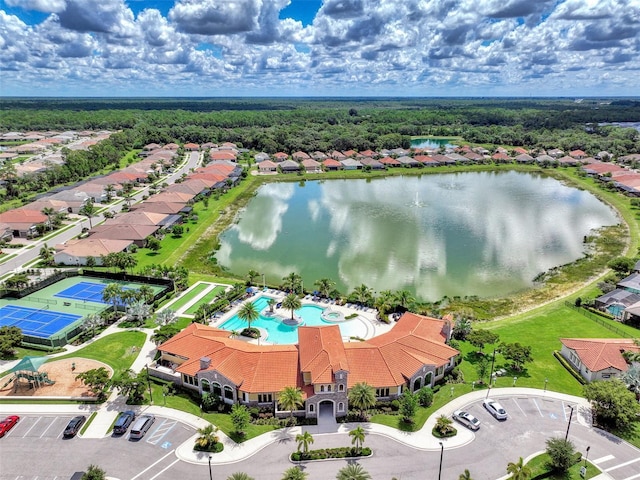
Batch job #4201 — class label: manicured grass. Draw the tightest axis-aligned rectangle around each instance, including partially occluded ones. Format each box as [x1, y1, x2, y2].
[185, 286, 226, 314]
[53, 331, 146, 375]
[527, 453, 600, 479]
[166, 283, 211, 312]
[149, 381, 278, 441]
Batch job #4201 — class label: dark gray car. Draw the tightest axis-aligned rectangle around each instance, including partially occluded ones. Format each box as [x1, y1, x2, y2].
[113, 411, 136, 435]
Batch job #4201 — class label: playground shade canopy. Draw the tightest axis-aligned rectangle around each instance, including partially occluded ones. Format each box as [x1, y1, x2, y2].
[9, 355, 50, 373]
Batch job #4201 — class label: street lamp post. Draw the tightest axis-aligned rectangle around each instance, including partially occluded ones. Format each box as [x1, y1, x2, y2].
[146, 364, 153, 404]
[208, 455, 213, 480]
[513, 376, 517, 387]
[438, 441, 444, 480]
[262, 273, 266, 290]
[565, 405, 574, 441]
[486, 348, 498, 398]
[584, 446, 590, 467]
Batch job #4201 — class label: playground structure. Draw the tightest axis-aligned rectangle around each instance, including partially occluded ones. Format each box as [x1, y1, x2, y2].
[2, 371, 56, 391]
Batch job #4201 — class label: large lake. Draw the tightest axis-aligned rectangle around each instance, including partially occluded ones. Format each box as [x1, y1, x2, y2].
[216, 172, 618, 301]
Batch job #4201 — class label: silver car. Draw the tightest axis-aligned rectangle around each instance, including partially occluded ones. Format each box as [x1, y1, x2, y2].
[452, 410, 481, 431]
[483, 398, 508, 420]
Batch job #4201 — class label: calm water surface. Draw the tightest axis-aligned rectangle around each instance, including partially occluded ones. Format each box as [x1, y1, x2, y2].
[216, 172, 618, 301]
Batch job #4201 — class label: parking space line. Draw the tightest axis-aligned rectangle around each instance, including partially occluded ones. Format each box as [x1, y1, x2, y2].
[40, 417, 57, 438]
[621, 473, 640, 480]
[593, 454, 615, 464]
[130, 450, 175, 480]
[23, 417, 41, 436]
[512, 398, 527, 416]
[149, 458, 181, 480]
[605, 457, 640, 472]
[531, 398, 544, 417]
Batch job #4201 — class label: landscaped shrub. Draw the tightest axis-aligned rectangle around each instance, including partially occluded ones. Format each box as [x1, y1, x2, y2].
[194, 441, 224, 453]
[553, 351, 586, 385]
[291, 447, 372, 462]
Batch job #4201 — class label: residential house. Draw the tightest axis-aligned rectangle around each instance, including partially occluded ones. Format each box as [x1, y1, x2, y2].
[311, 151, 328, 161]
[396, 156, 420, 168]
[90, 224, 160, 247]
[341, 158, 363, 170]
[144, 192, 195, 205]
[301, 158, 322, 173]
[569, 150, 587, 159]
[273, 152, 289, 162]
[0, 209, 47, 238]
[293, 151, 311, 161]
[559, 338, 640, 382]
[258, 160, 278, 173]
[254, 152, 270, 163]
[322, 159, 342, 171]
[153, 312, 459, 419]
[359, 157, 384, 170]
[279, 159, 300, 173]
[130, 201, 191, 216]
[54, 238, 133, 265]
[379, 157, 402, 167]
[209, 151, 237, 162]
[184, 143, 200, 151]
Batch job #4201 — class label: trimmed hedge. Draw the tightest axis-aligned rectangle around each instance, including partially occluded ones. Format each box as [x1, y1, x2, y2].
[291, 447, 372, 461]
[553, 350, 586, 385]
[194, 442, 224, 453]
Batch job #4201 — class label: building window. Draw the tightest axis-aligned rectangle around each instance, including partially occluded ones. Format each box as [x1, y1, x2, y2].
[212, 382, 222, 396]
[320, 385, 325, 392]
[309, 404, 315, 413]
[328, 385, 332, 392]
[338, 384, 344, 392]
[376, 388, 390, 397]
[223, 385, 234, 400]
[258, 394, 273, 403]
[602, 374, 611, 379]
[338, 402, 344, 412]
[201, 379, 211, 392]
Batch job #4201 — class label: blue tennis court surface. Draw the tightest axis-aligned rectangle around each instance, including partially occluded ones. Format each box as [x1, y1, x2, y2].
[54, 281, 131, 303]
[0, 305, 82, 338]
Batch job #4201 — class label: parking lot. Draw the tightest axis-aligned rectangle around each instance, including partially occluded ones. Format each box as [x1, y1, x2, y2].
[0, 414, 196, 480]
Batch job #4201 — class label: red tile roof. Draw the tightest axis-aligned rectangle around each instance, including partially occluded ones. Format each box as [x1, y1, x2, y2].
[298, 326, 349, 384]
[561, 338, 639, 372]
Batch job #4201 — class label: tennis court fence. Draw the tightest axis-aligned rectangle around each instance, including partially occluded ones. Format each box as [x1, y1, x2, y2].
[24, 297, 57, 306]
[75, 302, 103, 312]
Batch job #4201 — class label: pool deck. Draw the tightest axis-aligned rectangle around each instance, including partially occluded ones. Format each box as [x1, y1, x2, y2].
[206, 288, 394, 344]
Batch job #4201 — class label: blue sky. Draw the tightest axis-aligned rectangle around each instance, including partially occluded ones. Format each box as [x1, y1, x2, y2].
[1, 0, 639, 97]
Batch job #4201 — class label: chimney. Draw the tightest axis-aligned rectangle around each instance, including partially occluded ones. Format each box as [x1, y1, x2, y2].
[200, 357, 211, 370]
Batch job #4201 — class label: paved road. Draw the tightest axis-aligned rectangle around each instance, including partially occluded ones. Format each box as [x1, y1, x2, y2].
[0, 151, 202, 278]
[1, 395, 638, 480]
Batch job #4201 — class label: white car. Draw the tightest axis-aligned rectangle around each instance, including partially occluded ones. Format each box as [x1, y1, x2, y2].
[483, 398, 507, 420]
[452, 410, 481, 431]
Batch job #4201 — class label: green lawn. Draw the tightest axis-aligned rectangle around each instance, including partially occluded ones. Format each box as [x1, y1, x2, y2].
[53, 331, 146, 375]
[527, 453, 600, 479]
[166, 283, 211, 312]
[185, 286, 226, 315]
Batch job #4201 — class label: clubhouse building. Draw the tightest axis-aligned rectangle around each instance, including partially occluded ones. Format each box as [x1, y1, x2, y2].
[153, 312, 459, 419]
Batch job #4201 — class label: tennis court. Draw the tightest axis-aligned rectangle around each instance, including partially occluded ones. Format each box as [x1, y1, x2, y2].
[54, 281, 132, 303]
[0, 305, 82, 339]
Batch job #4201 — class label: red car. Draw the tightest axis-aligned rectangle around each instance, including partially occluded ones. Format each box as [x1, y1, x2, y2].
[0, 415, 19, 437]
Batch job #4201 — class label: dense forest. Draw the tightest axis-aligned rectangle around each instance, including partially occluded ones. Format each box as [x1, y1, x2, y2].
[2, 98, 640, 156]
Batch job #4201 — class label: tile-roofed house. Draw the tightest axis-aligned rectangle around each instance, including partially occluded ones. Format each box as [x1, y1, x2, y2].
[89, 224, 160, 247]
[341, 158, 363, 170]
[569, 149, 587, 159]
[330, 151, 346, 160]
[273, 152, 289, 162]
[144, 143, 162, 151]
[359, 157, 384, 169]
[164, 143, 180, 151]
[342, 150, 357, 158]
[54, 238, 132, 265]
[396, 156, 420, 168]
[144, 192, 195, 204]
[165, 179, 211, 196]
[464, 151, 485, 162]
[183, 143, 200, 151]
[492, 152, 511, 163]
[254, 152, 270, 162]
[105, 211, 170, 227]
[379, 156, 401, 167]
[557, 155, 580, 166]
[359, 149, 377, 158]
[595, 289, 640, 318]
[280, 159, 300, 173]
[0, 209, 47, 238]
[533, 154, 553, 164]
[582, 162, 627, 177]
[512, 147, 529, 155]
[258, 160, 278, 173]
[153, 312, 458, 419]
[209, 151, 237, 162]
[301, 158, 322, 173]
[559, 338, 640, 382]
[130, 201, 191, 215]
[322, 159, 342, 171]
[311, 151, 328, 160]
[515, 153, 534, 163]
[292, 151, 311, 161]
[547, 148, 564, 158]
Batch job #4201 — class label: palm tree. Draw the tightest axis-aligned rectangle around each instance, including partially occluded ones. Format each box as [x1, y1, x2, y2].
[39, 244, 55, 266]
[195, 423, 219, 449]
[434, 415, 455, 436]
[621, 365, 640, 395]
[237, 301, 260, 333]
[278, 385, 303, 423]
[506, 457, 532, 480]
[82, 313, 103, 337]
[348, 382, 376, 419]
[137, 285, 155, 304]
[79, 200, 98, 229]
[351, 284, 373, 306]
[394, 289, 415, 312]
[349, 425, 366, 453]
[282, 293, 302, 321]
[155, 309, 177, 326]
[282, 272, 302, 293]
[295, 431, 314, 455]
[459, 469, 473, 480]
[247, 269, 260, 285]
[104, 183, 116, 202]
[102, 283, 124, 312]
[281, 466, 308, 480]
[41, 207, 55, 231]
[226, 473, 254, 480]
[126, 300, 152, 326]
[336, 463, 371, 480]
[314, 278, 335, 298]
[374, 290, 394, 318]
[267, 298, 277, 313]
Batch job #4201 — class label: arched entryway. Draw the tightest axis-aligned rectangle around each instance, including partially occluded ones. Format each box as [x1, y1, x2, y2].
[318, 400, 336, 431]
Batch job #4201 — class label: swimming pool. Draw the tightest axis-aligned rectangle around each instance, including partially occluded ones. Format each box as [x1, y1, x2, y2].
[220, 296, 364, 344]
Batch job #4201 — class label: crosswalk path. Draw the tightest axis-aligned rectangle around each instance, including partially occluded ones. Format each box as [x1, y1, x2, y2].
[592, 453, 640, 480]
